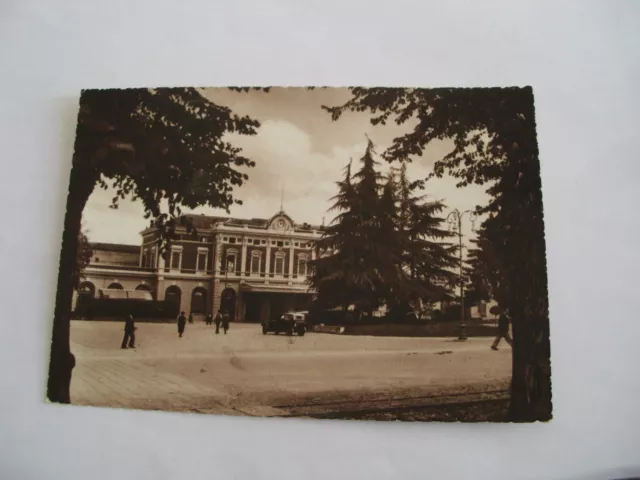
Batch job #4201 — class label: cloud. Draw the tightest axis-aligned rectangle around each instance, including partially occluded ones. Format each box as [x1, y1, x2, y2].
[221, 119, 369, 226]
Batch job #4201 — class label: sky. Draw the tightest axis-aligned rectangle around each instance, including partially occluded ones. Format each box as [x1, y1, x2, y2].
[82, 88, 490, 247]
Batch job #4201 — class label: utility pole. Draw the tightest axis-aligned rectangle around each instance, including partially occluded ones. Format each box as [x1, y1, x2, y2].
[447, 208, 476, 341]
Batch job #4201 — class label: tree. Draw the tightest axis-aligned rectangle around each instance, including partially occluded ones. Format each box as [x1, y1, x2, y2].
[48, 88, 261, 403]
[463, 225, 504, 308]
[394, 163, 458, 310]
[311, 140, 405, 316]
[324, 87, 551, 422]
[309, 159, 359, 312]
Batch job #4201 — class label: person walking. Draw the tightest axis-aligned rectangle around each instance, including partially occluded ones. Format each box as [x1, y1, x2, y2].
[214, 309, 222, 334]
[491, 309, 513, 350]
[177, 311, 187, 338]
[188, 312, 194, 324]
[121, 313, 136, 349]
[222, 310, 230, 335]
[205, 312, 213, 326]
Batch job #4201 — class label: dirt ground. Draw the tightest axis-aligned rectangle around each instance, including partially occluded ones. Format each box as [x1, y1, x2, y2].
[70, 321, 512, 421]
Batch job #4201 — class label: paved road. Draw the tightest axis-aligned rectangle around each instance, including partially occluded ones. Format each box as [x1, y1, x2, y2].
[70, 321, 511, 417]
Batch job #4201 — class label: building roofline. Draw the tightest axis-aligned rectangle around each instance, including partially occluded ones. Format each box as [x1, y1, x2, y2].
[89, 242, 140, 253]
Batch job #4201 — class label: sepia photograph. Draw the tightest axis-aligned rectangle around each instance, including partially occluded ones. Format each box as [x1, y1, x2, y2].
[48, 86, 551, 422]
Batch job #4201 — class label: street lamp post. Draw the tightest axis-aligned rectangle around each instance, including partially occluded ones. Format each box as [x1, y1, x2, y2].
[447, 208, 476, 341]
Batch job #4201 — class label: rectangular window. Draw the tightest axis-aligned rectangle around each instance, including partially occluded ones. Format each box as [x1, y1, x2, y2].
[277, 241, 283, 247]
[201, 237, 208, 243]
[151, 247, 157, 268]
[226, 255, 236, 272]
[171, 251, 181, 270]
[197, 252, 207, 272]
[271, 240, 276, 245]
[229, 237, 236, 244]
[251, 254, 261, 274]
[141, 253, 147, 268]
[275, 256, 284, 275]
[262, 240, 266, 245]
[298, 258, 307, 276]
[253, 239, 260, 245]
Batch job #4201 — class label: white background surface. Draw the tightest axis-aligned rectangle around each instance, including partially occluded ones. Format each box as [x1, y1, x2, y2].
[1, 1, 639, 479]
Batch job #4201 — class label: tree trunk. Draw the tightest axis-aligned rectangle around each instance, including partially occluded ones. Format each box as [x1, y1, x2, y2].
[508, 302, 552, 422]
[47, 166, 95, 404]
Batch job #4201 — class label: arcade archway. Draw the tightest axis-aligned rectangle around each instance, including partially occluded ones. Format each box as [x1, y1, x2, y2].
[190, 287, 208, 314]
[220, 288, 236, 319]
[165, 285, 182, 311]
[78, 281, 95, 297]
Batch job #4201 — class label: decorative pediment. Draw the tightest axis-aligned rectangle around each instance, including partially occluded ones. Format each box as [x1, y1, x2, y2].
[267, 211, 294, 232]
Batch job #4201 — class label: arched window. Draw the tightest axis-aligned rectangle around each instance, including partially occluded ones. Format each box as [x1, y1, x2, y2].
[107, 282, 123, 290]
[135, 284, 151, 291]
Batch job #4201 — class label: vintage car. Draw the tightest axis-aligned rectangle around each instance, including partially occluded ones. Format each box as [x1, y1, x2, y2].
[262, 311, 308, 336]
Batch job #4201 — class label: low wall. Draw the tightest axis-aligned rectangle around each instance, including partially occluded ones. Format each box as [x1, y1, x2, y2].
[73, 315, 209, 324]
[343, 322, 498, 338]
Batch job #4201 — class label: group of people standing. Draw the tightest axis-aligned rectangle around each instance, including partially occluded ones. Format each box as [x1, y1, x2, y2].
[176, 309, 230, 337]
[120, 309, 232, 349]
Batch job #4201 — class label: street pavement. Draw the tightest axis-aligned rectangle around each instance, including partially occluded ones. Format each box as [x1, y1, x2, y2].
[70, 321, 511, 417]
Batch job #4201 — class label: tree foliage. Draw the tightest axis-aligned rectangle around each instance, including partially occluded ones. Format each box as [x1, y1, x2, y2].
[311, 140, 457, 319]
[311, 140, 401, 313]
[76, 87, 261, 242]
[324, 87, 551, 422]
[394, 163, 458, 307]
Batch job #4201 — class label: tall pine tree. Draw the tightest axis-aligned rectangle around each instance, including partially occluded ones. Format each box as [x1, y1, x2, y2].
[311, 140, 402, 316]
[312, 141, 457, 321]
[392, 163, 458, 316]
[310, 159, 358, 312]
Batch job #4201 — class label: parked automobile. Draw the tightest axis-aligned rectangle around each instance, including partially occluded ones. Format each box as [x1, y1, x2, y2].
[262, 311, 308, 336]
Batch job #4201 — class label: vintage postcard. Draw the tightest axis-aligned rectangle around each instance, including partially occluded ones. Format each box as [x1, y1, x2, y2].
[47, 87, 551, 422]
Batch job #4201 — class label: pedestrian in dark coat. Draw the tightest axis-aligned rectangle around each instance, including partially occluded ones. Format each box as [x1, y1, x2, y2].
[121, 313, 136, 349]
[188, 312, 194, 324]
[205, 313, 213, 326]
[214, 310, 222, 334]
[177, 311, 187, 338]
[491, 309, 513, 350]
[222, 311, 230, 335]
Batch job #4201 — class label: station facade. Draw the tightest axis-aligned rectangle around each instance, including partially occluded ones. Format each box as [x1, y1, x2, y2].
[76, 210, 322, 322]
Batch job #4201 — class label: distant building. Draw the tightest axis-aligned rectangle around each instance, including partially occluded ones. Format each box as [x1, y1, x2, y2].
[75, 209, 322, 322]
[470, 299, 499, 320]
